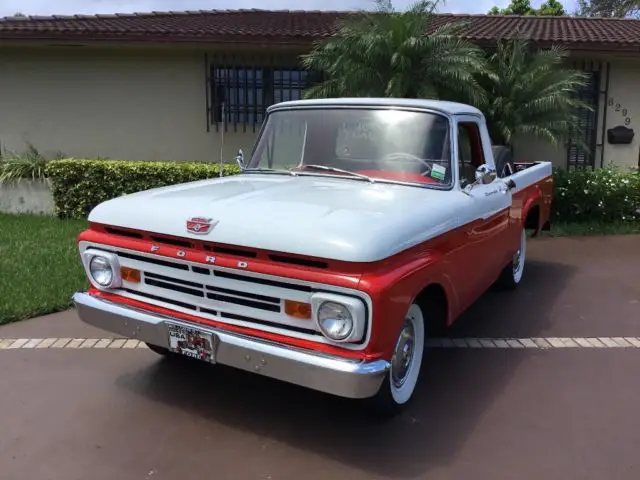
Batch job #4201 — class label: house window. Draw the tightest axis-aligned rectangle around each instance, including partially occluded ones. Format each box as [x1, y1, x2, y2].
[566, 69, 601, 169]
[273, 69, 308, 103]
[211, 67, 265, 127]
[208, 61, 319, 133]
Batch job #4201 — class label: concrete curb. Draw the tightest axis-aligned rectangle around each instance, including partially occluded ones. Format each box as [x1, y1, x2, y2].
[1, 337, 640, 350]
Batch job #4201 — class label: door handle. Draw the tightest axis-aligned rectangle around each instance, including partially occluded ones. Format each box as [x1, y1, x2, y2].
[469, 213, 508, 237]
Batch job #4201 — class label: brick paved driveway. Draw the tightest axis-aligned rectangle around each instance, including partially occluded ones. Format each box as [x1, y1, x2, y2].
[1, 235, 639, 480]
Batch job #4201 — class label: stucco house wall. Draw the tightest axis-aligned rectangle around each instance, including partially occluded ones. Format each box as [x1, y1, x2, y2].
[512, 56, 640, 170]
[0, 46, 255, 163]
[602, 59, 640, 169]
[1, 45, 639, 170]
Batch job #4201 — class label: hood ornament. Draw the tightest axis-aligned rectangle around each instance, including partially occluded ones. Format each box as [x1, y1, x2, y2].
[186, 217, 217, 235]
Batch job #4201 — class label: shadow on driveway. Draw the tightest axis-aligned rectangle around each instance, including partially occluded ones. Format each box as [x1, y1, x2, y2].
[115, 259, 577, 479]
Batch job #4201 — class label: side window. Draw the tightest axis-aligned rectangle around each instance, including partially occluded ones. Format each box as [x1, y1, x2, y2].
[457, 125, 475, 187]
[457, 122, 486, 187]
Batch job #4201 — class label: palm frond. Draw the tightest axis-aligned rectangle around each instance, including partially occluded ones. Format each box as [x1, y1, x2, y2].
[300, 1, 590, 157]
[478, 36, 592, 149]
[299, 0, 485, 102]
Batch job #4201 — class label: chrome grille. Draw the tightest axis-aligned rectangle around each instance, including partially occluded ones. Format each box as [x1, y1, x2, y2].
[90, 245, 322, 337]
[79, 241, 372, 350]
[142, 271, 282, 313]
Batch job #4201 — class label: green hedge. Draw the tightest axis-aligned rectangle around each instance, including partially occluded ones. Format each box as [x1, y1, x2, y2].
[45, 158, 640, 224]
[551, 166, 640, 223]
[45, 159, 241, 219]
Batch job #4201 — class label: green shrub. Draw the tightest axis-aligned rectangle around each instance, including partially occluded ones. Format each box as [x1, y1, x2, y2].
[45, 159, 241, 219]
[45, 157, 639, 225]
[552, 166, 640, 223]
[0, 144, 64, 184]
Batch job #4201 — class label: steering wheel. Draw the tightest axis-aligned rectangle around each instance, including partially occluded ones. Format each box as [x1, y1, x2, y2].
[382, 152, 434, 176]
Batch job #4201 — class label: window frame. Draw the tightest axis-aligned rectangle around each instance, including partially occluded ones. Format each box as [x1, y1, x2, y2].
[246, 105, 457, 191]
[456, 120, 487, 187]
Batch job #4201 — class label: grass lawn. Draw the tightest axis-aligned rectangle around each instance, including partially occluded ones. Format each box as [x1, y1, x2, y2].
[0, 213, 88, 325]
[0, 211, 638, 325]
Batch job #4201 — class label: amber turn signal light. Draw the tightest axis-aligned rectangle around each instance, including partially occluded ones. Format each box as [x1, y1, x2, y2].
[284, 300, 312, 319]
[120, 266, 141, 283]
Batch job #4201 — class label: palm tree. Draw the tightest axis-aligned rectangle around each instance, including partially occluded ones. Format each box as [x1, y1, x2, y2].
[301, 3, 592, 158]
[300, 0, 488, 106]
[477, 37, 593, 152]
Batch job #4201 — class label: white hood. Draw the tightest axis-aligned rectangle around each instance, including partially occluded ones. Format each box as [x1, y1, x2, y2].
[88, 173, 468, 263]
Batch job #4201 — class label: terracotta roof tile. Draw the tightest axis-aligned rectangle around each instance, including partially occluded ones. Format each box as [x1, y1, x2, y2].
[1, 9, 639, 50]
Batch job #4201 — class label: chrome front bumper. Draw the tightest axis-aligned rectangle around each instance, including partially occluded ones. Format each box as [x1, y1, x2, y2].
[72, 292, 389, 399]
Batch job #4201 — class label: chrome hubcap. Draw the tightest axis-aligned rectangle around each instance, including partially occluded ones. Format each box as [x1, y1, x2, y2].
[391, 320, 415, 388]
[513, 248, 521, 274]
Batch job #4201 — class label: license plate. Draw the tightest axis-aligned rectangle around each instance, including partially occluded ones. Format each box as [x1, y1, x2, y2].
[166, 323, 216, 363]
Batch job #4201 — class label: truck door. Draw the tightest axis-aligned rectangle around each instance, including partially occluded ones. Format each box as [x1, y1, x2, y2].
[455, 116, 513, 303]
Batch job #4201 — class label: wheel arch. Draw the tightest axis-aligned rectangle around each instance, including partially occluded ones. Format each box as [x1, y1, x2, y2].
[524, 202, 541, 237]
[414, 282, 449, 335]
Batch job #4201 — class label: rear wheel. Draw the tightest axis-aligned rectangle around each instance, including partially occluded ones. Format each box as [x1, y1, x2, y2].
[496, 226, 527, 289]
[367, 302, 426, 418]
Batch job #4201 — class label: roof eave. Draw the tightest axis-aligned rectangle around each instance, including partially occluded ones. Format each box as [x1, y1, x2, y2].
[0, 32, 327, 46]
[0, 32, 639, 54]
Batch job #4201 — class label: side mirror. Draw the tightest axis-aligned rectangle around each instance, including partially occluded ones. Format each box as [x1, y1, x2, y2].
[235, 149, 245, 170]
[475, 164, 496, 185]
[463, 163, 497, 194]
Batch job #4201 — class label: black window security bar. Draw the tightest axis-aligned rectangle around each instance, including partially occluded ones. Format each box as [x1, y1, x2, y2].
[212, 66, 265, 129]
[205, 54, 322, 133]
[566, 60, 606, 170]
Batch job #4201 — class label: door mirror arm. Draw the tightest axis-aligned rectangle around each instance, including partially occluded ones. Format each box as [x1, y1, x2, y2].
[235, 149, 245, 171]
[475, 164, 497, 184]
[462, 163, 497, 194]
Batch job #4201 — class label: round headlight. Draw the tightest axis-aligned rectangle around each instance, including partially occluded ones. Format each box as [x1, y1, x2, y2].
[317, 301, 353, 341]
[89, 256, 114, 287]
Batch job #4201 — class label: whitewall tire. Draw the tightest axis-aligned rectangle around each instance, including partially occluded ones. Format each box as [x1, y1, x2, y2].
[368, 302, 425, 417]
[496, 226, 527, 289]
[512, 227, 526, 284]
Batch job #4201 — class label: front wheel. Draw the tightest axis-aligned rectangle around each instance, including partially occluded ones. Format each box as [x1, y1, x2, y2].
[496, 227, 527, 289]
[367, 303, 426, 418]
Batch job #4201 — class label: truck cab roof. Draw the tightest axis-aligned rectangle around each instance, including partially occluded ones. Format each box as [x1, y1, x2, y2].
[267, 97, 484, 117]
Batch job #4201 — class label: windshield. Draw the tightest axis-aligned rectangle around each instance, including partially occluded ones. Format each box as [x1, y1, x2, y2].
[246, 107, 453, 188]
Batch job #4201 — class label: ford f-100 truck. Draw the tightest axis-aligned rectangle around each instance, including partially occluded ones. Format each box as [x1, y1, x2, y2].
[73, 97, 553, 416]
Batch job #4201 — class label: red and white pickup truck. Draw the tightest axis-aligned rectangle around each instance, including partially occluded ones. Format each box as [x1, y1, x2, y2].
[73, 98, 553, 416]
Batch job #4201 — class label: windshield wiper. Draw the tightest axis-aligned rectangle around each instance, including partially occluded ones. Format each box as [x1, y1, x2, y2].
[298, 165, 374, 183]
[242, 168, 298, 176]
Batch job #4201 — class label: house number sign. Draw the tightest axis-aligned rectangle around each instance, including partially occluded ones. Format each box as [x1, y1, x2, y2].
[607, 97, 632, 126]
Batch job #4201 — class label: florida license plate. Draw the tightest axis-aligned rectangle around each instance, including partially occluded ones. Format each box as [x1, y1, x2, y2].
[166, 323, 216, 363]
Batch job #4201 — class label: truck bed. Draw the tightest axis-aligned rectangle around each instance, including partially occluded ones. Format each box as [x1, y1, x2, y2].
[513, 161, 547, 173]
[506, 161, 553, 193]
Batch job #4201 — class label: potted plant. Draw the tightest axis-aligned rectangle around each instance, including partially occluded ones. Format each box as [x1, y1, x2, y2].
[0, 144, 60, 215]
